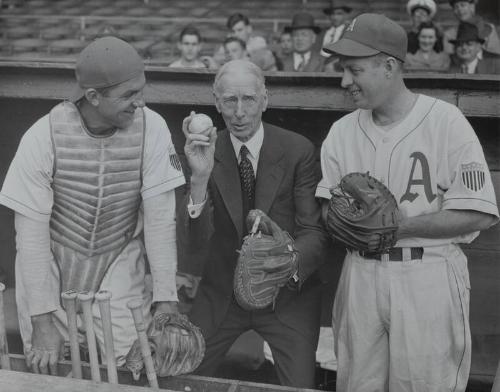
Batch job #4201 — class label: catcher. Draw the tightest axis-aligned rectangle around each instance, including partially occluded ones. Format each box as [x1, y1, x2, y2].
[179, 60, 328, 388]
[316, 14, 498, 392]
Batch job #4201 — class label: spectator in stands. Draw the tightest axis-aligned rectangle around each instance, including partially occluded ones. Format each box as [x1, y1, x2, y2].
[249, 48, 278, 71]
[223, 36, 248, 61]
[279, 31, 293, 58]
[449, 21, 500, 74]
[169, 26, 206, 69]
[406, 0, 443, 54]
[405, 21, 450, 71]
[282, 12, 325, 72]
[212, 44, 227, 68]
[444, 0, 500, 55]
[320, 2, 352, 57]
[226, 13, 267, 54]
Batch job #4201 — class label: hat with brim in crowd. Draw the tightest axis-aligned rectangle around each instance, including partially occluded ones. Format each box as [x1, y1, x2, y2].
[284, 12, 321, 34]
[449, 21, 485, 45]
[70, 36, 145, 102]
[406, 0, 437, 19]
[323, 13, 407, 62]
[323, 2, 352, 15]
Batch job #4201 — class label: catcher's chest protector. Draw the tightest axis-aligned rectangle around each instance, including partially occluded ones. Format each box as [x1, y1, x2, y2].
[49, 101, 144, 293]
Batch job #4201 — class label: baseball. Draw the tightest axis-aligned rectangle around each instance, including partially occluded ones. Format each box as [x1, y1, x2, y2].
[189, 113, 213, 134]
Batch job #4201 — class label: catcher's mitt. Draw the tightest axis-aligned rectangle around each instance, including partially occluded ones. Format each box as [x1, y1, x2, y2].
[326, 172, 400, 252]
[233, 209, 298, 311]
[125, 313, 205, 379]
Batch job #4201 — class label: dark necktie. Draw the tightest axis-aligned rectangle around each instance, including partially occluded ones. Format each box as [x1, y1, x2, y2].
[239, 145, 255, 218]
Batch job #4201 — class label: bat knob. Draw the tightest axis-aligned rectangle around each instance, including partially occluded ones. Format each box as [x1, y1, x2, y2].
[95, 290, 112, 302]
[127, 298, 143, 311]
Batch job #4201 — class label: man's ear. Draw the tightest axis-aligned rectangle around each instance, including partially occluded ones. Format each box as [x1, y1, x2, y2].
[385, 57, 399, 78]
[262, 88, 269, 112]
[84, 89, 100, 106]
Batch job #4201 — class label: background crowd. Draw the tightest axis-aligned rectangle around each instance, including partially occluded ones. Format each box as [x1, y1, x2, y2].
[164, 0, 500, 74]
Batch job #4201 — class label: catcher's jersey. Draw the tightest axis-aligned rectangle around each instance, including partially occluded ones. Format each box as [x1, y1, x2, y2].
[316, 94, 499, 248]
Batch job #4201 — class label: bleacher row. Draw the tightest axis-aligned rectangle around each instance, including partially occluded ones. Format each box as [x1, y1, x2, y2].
[0, 0, 456, 64]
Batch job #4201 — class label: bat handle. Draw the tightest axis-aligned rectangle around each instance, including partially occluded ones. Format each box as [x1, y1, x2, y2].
[95, 290, 118, 384]
[127, 298, 158, 389]
[0, 283, 10, 370]
[77, 291, 101, 382]
[61, 290, 82, 379]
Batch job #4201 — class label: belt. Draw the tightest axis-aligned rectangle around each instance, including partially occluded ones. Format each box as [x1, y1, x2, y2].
[359, 247, 423, 262]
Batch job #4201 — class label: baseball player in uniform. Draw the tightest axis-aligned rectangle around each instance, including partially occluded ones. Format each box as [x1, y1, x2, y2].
[0, 37, 185, 373]
[315, 14, 499, 392]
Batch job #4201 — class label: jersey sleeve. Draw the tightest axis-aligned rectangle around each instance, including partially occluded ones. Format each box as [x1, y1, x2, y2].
[316, 123, 342, 200]
[0, 115, 54, 222]
[441, 111, 498, 218]
[141, 107, 186, 200]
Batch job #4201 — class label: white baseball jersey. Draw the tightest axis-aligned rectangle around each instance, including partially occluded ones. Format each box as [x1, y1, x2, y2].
[316, 94, 499, 247]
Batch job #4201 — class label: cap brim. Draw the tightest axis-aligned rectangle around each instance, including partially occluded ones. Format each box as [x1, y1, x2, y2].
[449, 38, 485, 45]
[70, 84, 85, 103]
[323, 37, 380, 57]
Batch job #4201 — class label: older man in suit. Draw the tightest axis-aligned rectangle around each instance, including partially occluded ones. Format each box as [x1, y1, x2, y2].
[180, 60, 328, 388]
[282, 12, 325, 72]
[449, 22, 500, 74]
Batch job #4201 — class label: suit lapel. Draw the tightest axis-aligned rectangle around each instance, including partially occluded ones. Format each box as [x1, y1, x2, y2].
[255, 124, 285, 214]
[213, 130, 244, 240]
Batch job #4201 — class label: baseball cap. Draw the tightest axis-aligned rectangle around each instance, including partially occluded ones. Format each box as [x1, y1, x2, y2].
[70, 36, 145, 102]
[323, 13, 407, 62]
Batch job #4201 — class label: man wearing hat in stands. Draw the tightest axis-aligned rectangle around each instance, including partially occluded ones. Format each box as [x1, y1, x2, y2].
[0, 37, 185, 373]
[444, 0, 500, 55]
[317, 13, 498, 392]
[282, 12, 325, 72]
[320, 1, 352, 58]
[406, 0, 443, 54]
[449, 21, 500, 74]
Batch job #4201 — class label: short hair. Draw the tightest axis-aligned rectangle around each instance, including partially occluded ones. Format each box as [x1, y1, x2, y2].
[213, 60, 265, 95]
[226, 13, 250, 30]
[223, 36, 246, 50]
[179, 25, 201, 42]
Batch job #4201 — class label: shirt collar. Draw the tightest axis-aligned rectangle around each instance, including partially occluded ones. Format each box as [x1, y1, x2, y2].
[230, 122, 264, 160]
[467, 57, 479, 73]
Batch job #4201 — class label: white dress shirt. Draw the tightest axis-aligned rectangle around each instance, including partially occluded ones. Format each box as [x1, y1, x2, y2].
[293, 51, 311, 71]
[321, 24, 346, 57]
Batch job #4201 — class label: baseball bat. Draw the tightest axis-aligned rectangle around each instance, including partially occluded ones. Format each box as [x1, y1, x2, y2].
[95, 290, 118, 384]
[0, 283, 10, 370]
[127, 298, 158, 389]
[78, 291, 101, 382]
[61, 290, 82, 379]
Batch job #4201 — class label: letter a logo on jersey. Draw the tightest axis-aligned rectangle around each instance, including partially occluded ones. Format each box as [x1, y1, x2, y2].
[400, 152, 436, 204]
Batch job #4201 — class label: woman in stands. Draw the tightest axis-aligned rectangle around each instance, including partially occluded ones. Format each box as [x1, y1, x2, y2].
[405, 22, 450, 71]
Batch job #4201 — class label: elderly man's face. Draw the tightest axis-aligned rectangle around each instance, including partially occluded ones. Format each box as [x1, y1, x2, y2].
[292, 28, 316, 54]
[93, 73, 146, 129]
[455, 40, 481, 63]
[215, 68, 268, 142]
[232, 21, 252, 42]
[453, 1, 475, 21]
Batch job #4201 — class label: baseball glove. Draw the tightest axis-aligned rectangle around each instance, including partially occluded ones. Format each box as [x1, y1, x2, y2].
[326, 172, 400, 252]
[233, 209, 298, 311]
[125, 312, 205, 379]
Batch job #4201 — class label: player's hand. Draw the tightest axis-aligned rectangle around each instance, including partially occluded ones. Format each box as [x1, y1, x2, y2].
[182, 111, 217, 182]
[27, 313, 64, 376]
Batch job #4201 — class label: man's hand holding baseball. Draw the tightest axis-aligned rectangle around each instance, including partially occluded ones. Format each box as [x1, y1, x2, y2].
[182, 111, 217, 203]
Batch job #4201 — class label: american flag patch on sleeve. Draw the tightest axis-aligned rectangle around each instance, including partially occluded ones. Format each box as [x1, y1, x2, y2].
[168, 144, 182, 172]
[461, 162, 485, 192]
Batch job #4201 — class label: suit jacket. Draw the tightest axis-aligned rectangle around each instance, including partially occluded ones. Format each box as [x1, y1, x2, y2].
[282, 51, 325, 72]
[449, 51, 500, 74]
[181, 123, 328, 342]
